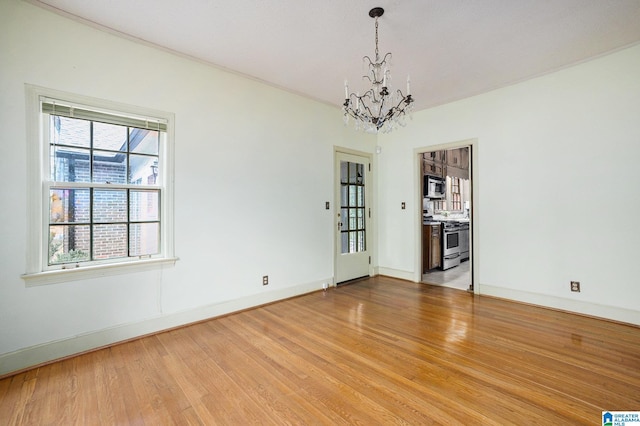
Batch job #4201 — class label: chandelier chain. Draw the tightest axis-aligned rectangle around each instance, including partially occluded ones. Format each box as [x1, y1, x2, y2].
[374, 18, 379, 61]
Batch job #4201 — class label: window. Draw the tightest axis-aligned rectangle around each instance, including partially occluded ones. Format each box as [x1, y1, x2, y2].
[450, 177, 462, 211]
[24, 86, 175, 283]
[340, 161, 366, 253]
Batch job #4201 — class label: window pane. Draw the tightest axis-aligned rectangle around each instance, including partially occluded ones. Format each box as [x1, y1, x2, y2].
[50, 146, 91, 182]
[93, 150, 127, 184]
[340, 185, 348, 207]
[129, 154, 159, 185]
[349, 231, 357, 252]
[349, 208, 357, 230]
[94, 189, 127, 223]
[49, 225, 90, 265]
[130, 223, 159, 256]
[349, 185, 356, 207]
[357, 208, 364, 229]
[349, 163, 358, 184]
[341, 232, 348, 254]
[340, 208, 348, 229]
[93, 224, 127, 260]
[51, 116, 90, 148]
[349, 214, 356, 230]
[347, 162, 364, 184]
[358, 231, 366, 251]
[93, 122, 127, 152]
[357, 186, 364, 207]
[50, 188, 90, 223]
[130, 190, 159, 221]
[130, 128, 159, 155]
[340, 161, 348, 184]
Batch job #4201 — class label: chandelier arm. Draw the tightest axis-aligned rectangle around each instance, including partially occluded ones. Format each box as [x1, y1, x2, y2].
[389, 94, 413, 116]
[379, 52, 392, 68]
[344, 93, 381, 125]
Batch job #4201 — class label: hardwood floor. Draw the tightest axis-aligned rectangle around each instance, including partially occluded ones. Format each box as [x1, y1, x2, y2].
[1, 276, 639, 425]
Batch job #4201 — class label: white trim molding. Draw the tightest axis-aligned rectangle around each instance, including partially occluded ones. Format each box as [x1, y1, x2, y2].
[0, 277, 331, 376]
[479, 283, 640, 326]
[376, 267, 417, 282]
[22, 257, 179, 286]
[24, 84, 176, 281]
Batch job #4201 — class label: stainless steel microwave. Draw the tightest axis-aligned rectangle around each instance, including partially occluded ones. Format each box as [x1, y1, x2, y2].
[424, 176, 445, 198]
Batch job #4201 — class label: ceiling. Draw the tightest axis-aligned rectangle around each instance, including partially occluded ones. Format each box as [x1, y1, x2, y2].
[33, 0, 640, 112]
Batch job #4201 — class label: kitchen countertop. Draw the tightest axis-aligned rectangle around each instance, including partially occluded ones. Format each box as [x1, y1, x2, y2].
[424, 218, 469, 225]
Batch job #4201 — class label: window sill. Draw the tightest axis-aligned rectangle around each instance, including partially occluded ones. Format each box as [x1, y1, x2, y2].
[21, 257, 179, 287]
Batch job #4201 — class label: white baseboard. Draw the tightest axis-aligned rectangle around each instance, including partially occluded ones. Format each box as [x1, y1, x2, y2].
[479, 284, 640, 326]
[376, 267, 418, 282]
[0, 278, 331, 377]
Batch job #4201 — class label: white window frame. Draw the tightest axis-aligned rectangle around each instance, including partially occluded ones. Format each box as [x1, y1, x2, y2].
[22, 85, 177, 286]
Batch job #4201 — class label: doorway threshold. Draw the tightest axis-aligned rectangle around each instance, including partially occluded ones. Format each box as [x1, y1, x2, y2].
[337, 275, 370, 286]
[422, 261, 471, 291]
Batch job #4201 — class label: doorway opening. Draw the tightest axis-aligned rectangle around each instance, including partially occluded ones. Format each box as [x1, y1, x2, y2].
[420, 145, 473, 292]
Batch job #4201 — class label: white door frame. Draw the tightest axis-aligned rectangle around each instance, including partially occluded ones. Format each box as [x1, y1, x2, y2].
[413, 139, 477, 293]
[334, 147, 374, 284]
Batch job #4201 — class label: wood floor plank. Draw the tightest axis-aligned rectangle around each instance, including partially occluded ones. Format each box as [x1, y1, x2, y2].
[219, 314, 415, 425]
[1, 276, 639, 425]
[269, 302, 551, 424]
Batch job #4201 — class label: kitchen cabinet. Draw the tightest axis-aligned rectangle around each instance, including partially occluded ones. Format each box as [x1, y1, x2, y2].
[425, 150, 446, 163]
[423, 152, 445, 178]
[460, 148, 469, 170]
[444, 147, 469, 180]
[423, 161, 444, 177]
[446, 148, 464, 168]
[423, 147, 469, 184]
[422, 224, 442, 272]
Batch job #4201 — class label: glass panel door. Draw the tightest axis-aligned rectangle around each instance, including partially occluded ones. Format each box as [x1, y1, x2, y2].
[335, 151, 371, 284]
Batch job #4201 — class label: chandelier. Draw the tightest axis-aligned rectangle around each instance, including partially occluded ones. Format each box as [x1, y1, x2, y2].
[343, 7, 414, 133]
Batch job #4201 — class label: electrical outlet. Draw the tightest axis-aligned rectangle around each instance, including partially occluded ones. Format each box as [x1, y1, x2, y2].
[401, 202, 406, 209]
[325, 201, 330, 210]
[263, 275, 269, 286]
[570, 281, 580, 292]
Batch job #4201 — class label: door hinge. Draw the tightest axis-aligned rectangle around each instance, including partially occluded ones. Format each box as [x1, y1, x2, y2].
[368, 208, 371, 218]
[368, 163, 371, 172]
[369, 256, 371, 265]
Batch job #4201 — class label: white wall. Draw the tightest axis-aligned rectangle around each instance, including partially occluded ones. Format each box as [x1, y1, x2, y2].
[377, 43, 640, 324]
[0, 0, 374, 374]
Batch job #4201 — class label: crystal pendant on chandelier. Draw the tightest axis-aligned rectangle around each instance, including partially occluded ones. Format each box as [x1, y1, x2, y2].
[343, 7, 414, 133]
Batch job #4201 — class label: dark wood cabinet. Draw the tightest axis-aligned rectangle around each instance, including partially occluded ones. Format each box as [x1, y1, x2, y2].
[423, 161, 444, 177]
[423, 148, 469, 180]
[422, 224, 442, 272]
[445, 147, 469, 179]
[423, 152, 445, 178]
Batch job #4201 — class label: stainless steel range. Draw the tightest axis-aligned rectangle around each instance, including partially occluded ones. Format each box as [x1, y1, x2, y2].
[442, 221, 462, 270]
[459, 222, 470, 261]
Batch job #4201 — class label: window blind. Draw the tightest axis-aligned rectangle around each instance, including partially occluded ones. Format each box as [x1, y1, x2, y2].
[42, 100, 167, 132]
